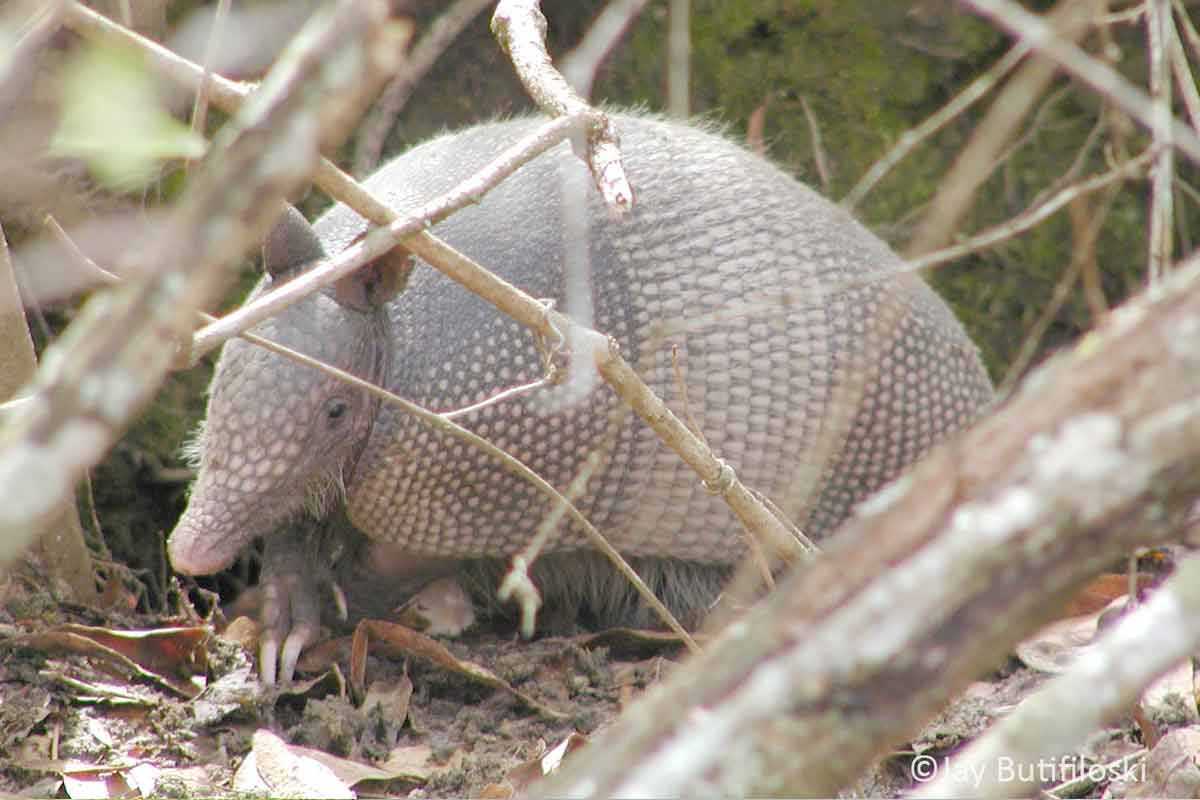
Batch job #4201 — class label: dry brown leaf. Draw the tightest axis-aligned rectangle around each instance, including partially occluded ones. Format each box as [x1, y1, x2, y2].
[1060, 572, 1154, 617]
[57, 624, 208, 677]
[288, 741, 406, 788]
[477, 780, 514, 798]
[353, 619, 565, 719]
[234, 729, 354, 799]
[62, 770, 134, 799]
[1015, 606, 1105, 674]
[276, 664, 347, 702]
[378, 744, 439, 782]
[294, 634, 357, 676]
[361, 674, 413, 750]
[1124, 727, 1199, 797]
[505, 732, 589, 793]
[60, 760, 138, 800]
[1143, 660, 1199, 725]
[218, 615, 260, 651]
[4, 625, 207, 697]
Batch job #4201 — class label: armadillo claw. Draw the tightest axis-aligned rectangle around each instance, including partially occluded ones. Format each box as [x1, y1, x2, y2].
[280, 626, 316, 685]
[258, 615, 319, 685]
[258, 530, 327, 685]
[259, 637, 279, 686]
[258, 585, 321, 686]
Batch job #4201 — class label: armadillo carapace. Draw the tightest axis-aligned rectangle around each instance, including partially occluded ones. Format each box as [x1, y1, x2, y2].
[168, 114, 994, 681]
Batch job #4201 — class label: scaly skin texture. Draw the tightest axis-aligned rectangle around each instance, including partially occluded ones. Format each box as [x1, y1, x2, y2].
[168, 114, 994, 681]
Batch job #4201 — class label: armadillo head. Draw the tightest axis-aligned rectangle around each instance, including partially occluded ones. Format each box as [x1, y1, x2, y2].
[167, 206, 407, 575]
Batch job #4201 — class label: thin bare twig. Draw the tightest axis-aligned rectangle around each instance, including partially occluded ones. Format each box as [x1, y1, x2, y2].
[1147, 0, 1175, 282]
[1102, 4, 1147, 25]
[441, 376, 558, 420]
[1179, 173, 1200, 205]
[1076, 189, 1113, 316]
[1029, 109, 1107, 205]
[997, 83, 1076, 184]
[1169, 7, 1200, 130]
[492, 0, 634, 213]
[0, 1, 64, 106]
[907, 149, 1152, 271]
[499, 417, 631, 639]
[353, 0, 494, 176]
[997, 186, 1119, 393]
[189, 114, 584, 357]
[1174, 0, 1200, 64]
[666, 0, 689, 118]
[560, 0, 651, 99]
[957, 0, 1200, 165]
[187, 0, 230, 158]
[908, 0, 1101, 257]
[842, 42, 1028, 210]
[799, 95, 831, 193]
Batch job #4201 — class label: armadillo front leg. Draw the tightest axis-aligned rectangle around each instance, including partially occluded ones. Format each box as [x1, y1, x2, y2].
[258, 521, 345, 684]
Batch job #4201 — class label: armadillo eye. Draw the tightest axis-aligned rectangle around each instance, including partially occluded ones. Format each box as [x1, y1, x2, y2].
[325, 399, 348, 424]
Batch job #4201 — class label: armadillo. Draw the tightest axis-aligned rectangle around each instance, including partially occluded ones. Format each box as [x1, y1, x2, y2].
[167, 113, 993, 681]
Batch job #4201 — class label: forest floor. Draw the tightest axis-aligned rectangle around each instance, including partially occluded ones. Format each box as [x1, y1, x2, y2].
[0, 563, 1186, 798]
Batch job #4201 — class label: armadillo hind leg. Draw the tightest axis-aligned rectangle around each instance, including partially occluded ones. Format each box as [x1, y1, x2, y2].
[457, 553, 733, 633]
[332, 542, 732, 636]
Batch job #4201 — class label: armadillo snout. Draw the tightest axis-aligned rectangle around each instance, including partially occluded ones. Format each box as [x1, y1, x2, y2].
[167, 506, 249, 575]
[169, 293, 388, 576]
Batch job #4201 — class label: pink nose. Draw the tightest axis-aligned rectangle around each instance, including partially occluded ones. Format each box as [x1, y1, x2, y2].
[166, 514, 243, 575]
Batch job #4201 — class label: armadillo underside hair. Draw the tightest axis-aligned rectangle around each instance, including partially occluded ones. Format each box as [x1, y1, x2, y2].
[179, 419, 206, 470]
[302, 462, 349, 520]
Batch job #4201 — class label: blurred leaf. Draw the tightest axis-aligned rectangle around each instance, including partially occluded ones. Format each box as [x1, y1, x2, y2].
[51, 42, 204, 189]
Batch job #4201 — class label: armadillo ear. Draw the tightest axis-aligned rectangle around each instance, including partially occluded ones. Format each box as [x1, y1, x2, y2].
[331, 234, 413, 311]
[263, 204, 324, 278]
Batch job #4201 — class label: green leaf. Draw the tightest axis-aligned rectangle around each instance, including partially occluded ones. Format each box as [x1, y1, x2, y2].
[51, 42, 206, 190]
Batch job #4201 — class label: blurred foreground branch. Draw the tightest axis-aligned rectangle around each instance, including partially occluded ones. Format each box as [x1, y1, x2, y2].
[0, 0, 396, 565]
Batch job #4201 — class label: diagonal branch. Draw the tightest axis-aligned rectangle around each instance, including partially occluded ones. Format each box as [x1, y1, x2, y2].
[906, 0, 1101, 257]
[957, 0, 1200, 165]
